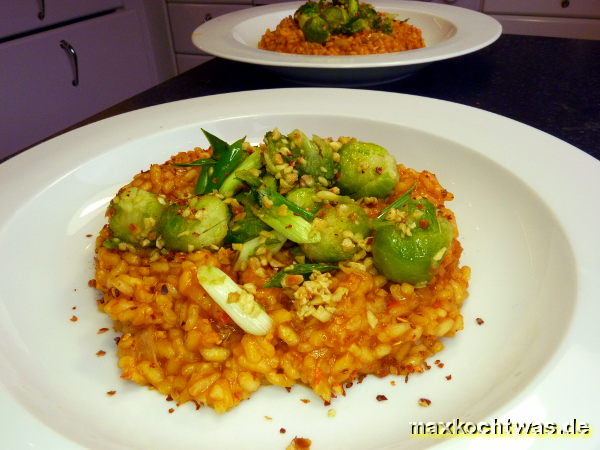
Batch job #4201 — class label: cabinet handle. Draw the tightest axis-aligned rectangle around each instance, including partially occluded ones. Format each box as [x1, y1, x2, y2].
[37, 0, 45, 20]
[60, 40, 79, 87]
[561, 0, 570, 7]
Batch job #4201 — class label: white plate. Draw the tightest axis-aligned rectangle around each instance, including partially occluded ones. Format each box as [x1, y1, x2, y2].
[191, 1, 501, 86]
[1, 89, 598, 450]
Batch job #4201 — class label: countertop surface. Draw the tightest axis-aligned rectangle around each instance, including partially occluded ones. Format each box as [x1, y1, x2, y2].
[67, 33, 600, 162]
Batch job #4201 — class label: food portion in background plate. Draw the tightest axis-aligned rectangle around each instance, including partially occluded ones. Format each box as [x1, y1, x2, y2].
[259, 0, 424, 55]
[92, 128, 470, 413]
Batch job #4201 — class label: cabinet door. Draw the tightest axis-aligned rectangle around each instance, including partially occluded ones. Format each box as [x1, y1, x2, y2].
[483, 0, 600, 17]
[0, 0, 124, 40]
[0, 10, 153, 160]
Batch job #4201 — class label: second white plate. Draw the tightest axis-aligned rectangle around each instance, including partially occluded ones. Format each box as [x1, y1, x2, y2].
[191, 1, 502, 85]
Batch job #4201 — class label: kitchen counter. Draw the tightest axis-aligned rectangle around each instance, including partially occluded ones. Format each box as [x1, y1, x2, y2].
[7, 33, 600, 162]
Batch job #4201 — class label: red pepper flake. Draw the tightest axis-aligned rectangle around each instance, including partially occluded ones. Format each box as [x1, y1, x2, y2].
[96, 350, 106, 357]
[279, 428, 286, 434]
[85, 234, 93, 238]
[445, 375, 452, 380]
[418, 398, 431, 407]
[376, 394, 388, 402]
[70, 315, 78, 322]
[97, 327, 109, 334]
[128, 223, 137, 231]
[168, 408, 175, 414]
[212, 177, 219, 183]
[88, 279, 96, 288]
[334, 172, 341, 179]
[285, 224, 293, 229]
[476, 317, 485, 325]
[375, 167, 383, 174]
[438, 363, 445, 368]
[323, 400, 331, 407]
[106, 390, 117, 396]
[405, 374, 410, 384]
[72, 306, 77, 310]
[419, 219, 430, 229]
[166, 395, 173, 401]
[285, 387, 292, 393]
[300, 399, 311, 404]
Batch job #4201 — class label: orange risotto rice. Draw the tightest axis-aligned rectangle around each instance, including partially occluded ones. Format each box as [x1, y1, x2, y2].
[92, 133, 469, 414]
[259, 17, 425, 56]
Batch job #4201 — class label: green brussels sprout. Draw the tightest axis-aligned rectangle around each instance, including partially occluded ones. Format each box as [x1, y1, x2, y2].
[264, 129, 334, 187]
[108, 187, 167, 247]
[320, 6, 348, 32]
[372, 198, 454, 285]
[226, 192, 271, 244]
[342, 17, 370, 34]
[158, 195, 230, 252]
[336, 141, 399, 199]
[294, 0, 320, 28]
[302, 16, 330, 44]
[286, 187, 320, 214]
[301, 201, 370, 262]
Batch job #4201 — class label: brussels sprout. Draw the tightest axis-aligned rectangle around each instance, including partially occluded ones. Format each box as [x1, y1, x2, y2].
[301, 202, 370, 262]
[264, 129, 334, 187]
[285, 187, 320, 214]
[108, 187, 167, 247]
[342, 17, 370, 34]
[320, 6, 348, 32]
[158, 195, 230, 252]
[294, 0, 320, 28]
[302, 16, 330, 44]
[372, 198, 454, 285]
[226, 192, 271, 244]
[336, 141, 399, 198]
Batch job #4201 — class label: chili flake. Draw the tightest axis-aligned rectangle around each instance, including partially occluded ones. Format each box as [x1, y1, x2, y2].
[418, 398, 431, 407]
[376, 394, 388, 402]
[476, 317, 485, 325]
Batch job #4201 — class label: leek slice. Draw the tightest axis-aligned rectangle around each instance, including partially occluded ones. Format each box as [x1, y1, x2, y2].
[197, 266, 273, 336]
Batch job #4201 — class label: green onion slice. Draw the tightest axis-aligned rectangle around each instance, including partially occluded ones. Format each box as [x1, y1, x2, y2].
[197, 266, 273, 336]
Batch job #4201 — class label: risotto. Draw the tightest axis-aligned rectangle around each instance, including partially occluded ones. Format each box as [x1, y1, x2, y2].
[92, 128, 470, 414]
[258, 0, 425, 56]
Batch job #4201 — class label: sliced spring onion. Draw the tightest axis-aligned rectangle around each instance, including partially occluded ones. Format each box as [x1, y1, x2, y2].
[197, 266, 273, 336]
[376, 183, 417, 220]
[234, 231, 287, 271]
[253, 205, 320, 244]
[263, 263, 339, 288]
[219, 150, 263, 197]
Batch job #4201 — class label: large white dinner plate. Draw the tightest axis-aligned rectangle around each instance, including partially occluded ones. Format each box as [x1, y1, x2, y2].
[191, 1, 501, 86]
[0, 89, 598, 449]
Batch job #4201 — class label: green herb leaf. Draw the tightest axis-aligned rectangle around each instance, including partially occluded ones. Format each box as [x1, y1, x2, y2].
[172, 158, 216, 167]
[263, 263, 339, 288]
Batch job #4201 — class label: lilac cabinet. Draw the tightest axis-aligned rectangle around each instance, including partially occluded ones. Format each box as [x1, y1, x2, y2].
[0, 9, 154, 160]
[0, 0, 124, 40]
